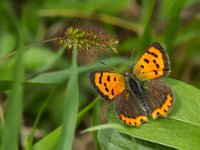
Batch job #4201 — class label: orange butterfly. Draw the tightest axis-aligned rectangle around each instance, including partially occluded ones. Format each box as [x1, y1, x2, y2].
[89, 42, 174, 127]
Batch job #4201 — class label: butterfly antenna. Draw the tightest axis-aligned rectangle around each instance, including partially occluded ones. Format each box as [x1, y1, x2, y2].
[99, 62, 117, 70]
[128, 49, 135, 73]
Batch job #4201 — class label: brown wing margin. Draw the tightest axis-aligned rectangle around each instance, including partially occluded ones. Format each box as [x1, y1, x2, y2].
[151, 42, 170, 76]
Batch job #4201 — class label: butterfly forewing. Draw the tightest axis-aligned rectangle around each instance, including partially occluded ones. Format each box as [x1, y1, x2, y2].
[133, 42, 170, 81]
[89, 71, 125, 102]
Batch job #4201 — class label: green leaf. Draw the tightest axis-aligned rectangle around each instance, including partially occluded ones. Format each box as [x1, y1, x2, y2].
[83, 78, 200, 149]
[28, 57, 129, 84]
[57, 45, 79, 150]
[98, 128, 175, 150]
[98, 128, 137, 150]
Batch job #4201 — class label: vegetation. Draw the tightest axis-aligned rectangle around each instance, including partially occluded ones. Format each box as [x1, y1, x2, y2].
[0, 0, 200, 150]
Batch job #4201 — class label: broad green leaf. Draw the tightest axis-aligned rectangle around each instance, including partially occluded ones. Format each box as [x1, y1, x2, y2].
[83, 79, 200, 149]
[98, 128, 137, 150]
[98, 128, 175, 150]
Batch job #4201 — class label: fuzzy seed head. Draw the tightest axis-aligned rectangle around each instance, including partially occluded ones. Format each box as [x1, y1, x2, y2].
[58, 25, 119, 55]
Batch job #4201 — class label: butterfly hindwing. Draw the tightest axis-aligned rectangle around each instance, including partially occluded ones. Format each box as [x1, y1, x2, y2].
[133, 42, 170, 81]
[114, 90, 148, 127]
[89, 71, 125, 102]
[143, 79, 174, 119]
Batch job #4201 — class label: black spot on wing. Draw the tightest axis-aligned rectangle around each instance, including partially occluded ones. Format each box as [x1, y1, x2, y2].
[104, 83, 109, 92]
[153, 70, 158, 75]
[105, 87, 109, 92]
[151, 42, 170, 76]
[144, 58, 149, 64]
[99, 72, 103, 84]
[151, 52, 158, 58]
[156, 64, 160, 68]
[107, 75, 110, 81]
[111, 89, 114, 96]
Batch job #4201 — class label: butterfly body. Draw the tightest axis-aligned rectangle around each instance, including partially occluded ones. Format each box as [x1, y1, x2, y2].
[89, 42, 174, 127]
[123, 73, 150, 113]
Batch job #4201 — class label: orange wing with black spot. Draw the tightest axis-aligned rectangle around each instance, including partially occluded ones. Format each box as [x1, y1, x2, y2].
[133, 42, 170, 81]
[143, 79, 174, 119]
[89, 71, 125, 102]
[114, 91, 148, 127]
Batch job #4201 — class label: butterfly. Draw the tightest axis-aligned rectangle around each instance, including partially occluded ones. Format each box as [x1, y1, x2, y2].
[89, 42, 174, 127]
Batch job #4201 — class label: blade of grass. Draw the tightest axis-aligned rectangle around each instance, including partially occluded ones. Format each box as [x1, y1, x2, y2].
[57, 44, 79, 150]
[1, 46, 24, 150]
[138, 0, 156, 51]
[1, 1, 24, 149]
[33, 97, 99, 150]
[28, 57, 130, 84]
[163, 0, 187, 55]
[26, 87, 56, 150]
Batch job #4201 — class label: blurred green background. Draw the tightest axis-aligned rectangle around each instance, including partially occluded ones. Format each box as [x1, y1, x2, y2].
[1, 0, 200, 150]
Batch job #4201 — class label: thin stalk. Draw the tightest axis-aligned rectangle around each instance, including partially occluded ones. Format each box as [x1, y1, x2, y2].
[0, 37, 60, 63]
